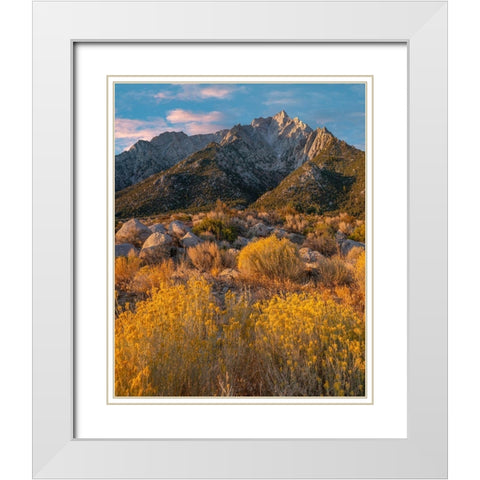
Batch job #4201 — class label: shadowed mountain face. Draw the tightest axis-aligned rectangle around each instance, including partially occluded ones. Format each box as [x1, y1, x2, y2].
[115, 130, 228, 191]
[115, 111, 365, 218]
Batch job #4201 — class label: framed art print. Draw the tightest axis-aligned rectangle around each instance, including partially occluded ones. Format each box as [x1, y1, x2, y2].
[33, 0, 447, 478]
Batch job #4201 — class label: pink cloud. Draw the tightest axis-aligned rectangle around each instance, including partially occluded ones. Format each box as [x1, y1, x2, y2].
[198, 86, 234, 99]
[115, 117, 169, 150]
[153, 92, 172, 100]
[184, 123, 228, 135]
[166, 109, 223, 124]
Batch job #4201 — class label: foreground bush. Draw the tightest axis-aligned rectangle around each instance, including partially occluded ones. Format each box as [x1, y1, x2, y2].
[254, 293, 365, 396]
[115, 282, 365, 397]
[237, 236, 304, 281]
[115, 278, 220, 396]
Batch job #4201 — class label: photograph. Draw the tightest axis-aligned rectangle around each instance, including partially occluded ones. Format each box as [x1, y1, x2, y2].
[113, 82, 367, 397]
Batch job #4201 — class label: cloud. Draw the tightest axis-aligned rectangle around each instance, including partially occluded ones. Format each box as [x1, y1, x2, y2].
[115, 117, 169, 152]
[166, 109, 223, 124]
[198, 86, 234, 99]
[262, 90, 300, 106]
[154, 85, 239, 102]
[165, 109, 227, 136]
[153, 92, 172, 100]
[184, 123, 228, 135]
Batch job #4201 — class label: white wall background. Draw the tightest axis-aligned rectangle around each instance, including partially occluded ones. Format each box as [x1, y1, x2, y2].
[0, 0, 477, 477]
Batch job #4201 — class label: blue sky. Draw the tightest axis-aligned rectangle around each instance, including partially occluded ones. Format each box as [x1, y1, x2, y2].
[115, 83, 365, 154]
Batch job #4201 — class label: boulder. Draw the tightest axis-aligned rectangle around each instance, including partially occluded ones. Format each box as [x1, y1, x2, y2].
[334, 229, 365, 256]
[298, 247, 323, 263]
[168, 220, 191, 238]
[149, 223, 167, 234]
[287, 232, 305, 245]
[250, 222, 273, 237]
[180, 231, 201, 248]
[143, 232, 173, 249]
[114, 243, 138, 258]
[272, 228, 288, 238]
[233, 236, 249, 248]
[115, 218, 152, 247]
[335, 230, 348, 243]
[310, 250, 324, 262]
[139, 232, 174, 263]
[339, 239, 365, 257]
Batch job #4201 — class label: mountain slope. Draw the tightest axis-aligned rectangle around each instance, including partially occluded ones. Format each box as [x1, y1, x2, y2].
[253, 130, 365, 216]
[115, 141, 274, 217]
[115, 111, 365, 218]
[115, 130, 227, 191]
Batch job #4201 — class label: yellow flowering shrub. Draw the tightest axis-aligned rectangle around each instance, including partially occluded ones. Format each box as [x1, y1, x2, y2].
[237, 236, 304, 281]
[115, 250, 365, 397]
[115, 277, 220, 396]
[254, 293, 365, 396]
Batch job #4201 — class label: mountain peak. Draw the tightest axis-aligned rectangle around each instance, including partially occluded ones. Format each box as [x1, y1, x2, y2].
[317, 126, 332, 135]
[273, 110, 289, 121]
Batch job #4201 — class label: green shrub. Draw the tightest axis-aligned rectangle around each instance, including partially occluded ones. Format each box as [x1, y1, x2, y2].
[349, 223, 365, 243]
[193, 218, 239, 242]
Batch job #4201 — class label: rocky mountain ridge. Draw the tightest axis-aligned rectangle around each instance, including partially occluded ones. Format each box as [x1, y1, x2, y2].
[115, 111, 365, 218]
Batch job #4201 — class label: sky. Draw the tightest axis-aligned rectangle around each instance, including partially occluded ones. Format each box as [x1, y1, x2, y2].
[115, 83, 365, 154]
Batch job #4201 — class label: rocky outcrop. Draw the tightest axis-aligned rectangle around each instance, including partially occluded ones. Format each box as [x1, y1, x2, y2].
[250, 222, 273, 237]
[339, 239, 365, 256]
[115, 218, 152, 247]
[335, 230, 365, 256]
[168, 220, 192, 238]
[180, 232, 201, 248]
[299, 247, 324, 263]
[149, 223, 167, 234]
[286, 233, 305, 245]
[115, 243, 138, 257]
[139, 232, 174, 263]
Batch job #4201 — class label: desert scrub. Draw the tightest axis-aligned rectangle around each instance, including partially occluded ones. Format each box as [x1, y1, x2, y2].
[115, 253, 142, 291]
[284, 214, 310, 234]
[238, 236, 304, 281]
[254, 293, 365, 396]
[304, 233, 338, 257]
[349, 223, 365, 243]
[353, 249, 365, 293]
[193, 217, 239, 242]
[316, 256, 354, 286]
[217, 290, 260, 395]
[187, 241, 236, 274]
[115, 277, 221, 396]
[130, 260, 175, 294]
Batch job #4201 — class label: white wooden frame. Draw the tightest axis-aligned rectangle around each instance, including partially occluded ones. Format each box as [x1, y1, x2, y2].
[33, 0, 447, 478]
